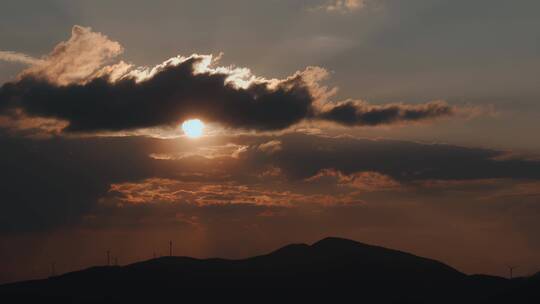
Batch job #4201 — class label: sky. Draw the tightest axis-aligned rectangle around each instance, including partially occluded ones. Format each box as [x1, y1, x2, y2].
[0, 0, 539, 283]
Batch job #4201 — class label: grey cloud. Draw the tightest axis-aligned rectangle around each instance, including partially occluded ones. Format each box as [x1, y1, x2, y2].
[317, 100, 454, 126]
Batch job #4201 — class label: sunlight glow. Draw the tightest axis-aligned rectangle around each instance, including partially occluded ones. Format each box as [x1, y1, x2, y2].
[181, 119, 205, 138]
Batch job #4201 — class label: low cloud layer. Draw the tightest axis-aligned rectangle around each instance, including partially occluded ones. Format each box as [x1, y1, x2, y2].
[2, 132, 540, 233]
[0, 25, 465, 134]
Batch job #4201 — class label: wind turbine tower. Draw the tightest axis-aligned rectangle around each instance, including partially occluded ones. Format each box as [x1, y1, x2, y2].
[508, 266, 518, 279]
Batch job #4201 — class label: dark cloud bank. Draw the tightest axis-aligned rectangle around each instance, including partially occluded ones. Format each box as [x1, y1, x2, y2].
[0, 57, 456, 133]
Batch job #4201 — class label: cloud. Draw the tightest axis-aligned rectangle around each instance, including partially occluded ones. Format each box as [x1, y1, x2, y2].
[106, 177, 365, 208]
[0, 135, 159, 232]
[306, 169, 400, 191]
[108, 178, 296, 207]
[0, 108, 68, 138]
[316, 100, 455, 126]
[2, 132, 540, 234]
[0, 51, 44, 66]
[19, 25, 124, 85]
[1, 26, 124, 86]
[239, 133, 540, 182]
[0, 26, 468, 134]
[0, 54, 317, 132]
[149, 143, 248, 160]
[321, 0, 366, 13]
[258, 140, 283, 154]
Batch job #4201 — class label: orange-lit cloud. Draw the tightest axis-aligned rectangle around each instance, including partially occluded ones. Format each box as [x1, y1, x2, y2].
[306, 169, 400, 191]
[149, 143, 248, 160]
[0, 51, 44, 66]
[19, 26, 123, 85]
[0, 109, 68, 138]
[258, 140, 283, 154]
[106, 177, 366, 208]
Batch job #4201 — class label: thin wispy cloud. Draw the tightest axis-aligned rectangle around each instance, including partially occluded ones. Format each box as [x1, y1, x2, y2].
[316, 0, 366, 13]
[0, 51, 43, 66]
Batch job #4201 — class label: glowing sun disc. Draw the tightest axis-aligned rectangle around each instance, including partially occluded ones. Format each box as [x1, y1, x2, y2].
[182, 119, 205, 138]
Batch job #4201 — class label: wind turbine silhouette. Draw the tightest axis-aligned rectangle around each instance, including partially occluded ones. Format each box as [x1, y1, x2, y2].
[507, 265, 518, 279]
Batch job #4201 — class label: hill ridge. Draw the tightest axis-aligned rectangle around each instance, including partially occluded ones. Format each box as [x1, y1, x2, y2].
[0, 237, 538, 304]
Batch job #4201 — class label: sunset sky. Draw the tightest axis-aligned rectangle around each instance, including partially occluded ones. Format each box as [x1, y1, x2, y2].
[1, 0, 540, 283]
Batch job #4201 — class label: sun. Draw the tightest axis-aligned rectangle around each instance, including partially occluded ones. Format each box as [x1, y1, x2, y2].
[181, 119, 205, 138]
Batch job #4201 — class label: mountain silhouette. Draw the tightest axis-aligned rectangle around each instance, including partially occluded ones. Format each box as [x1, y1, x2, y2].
[0, 237, 538, 303]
